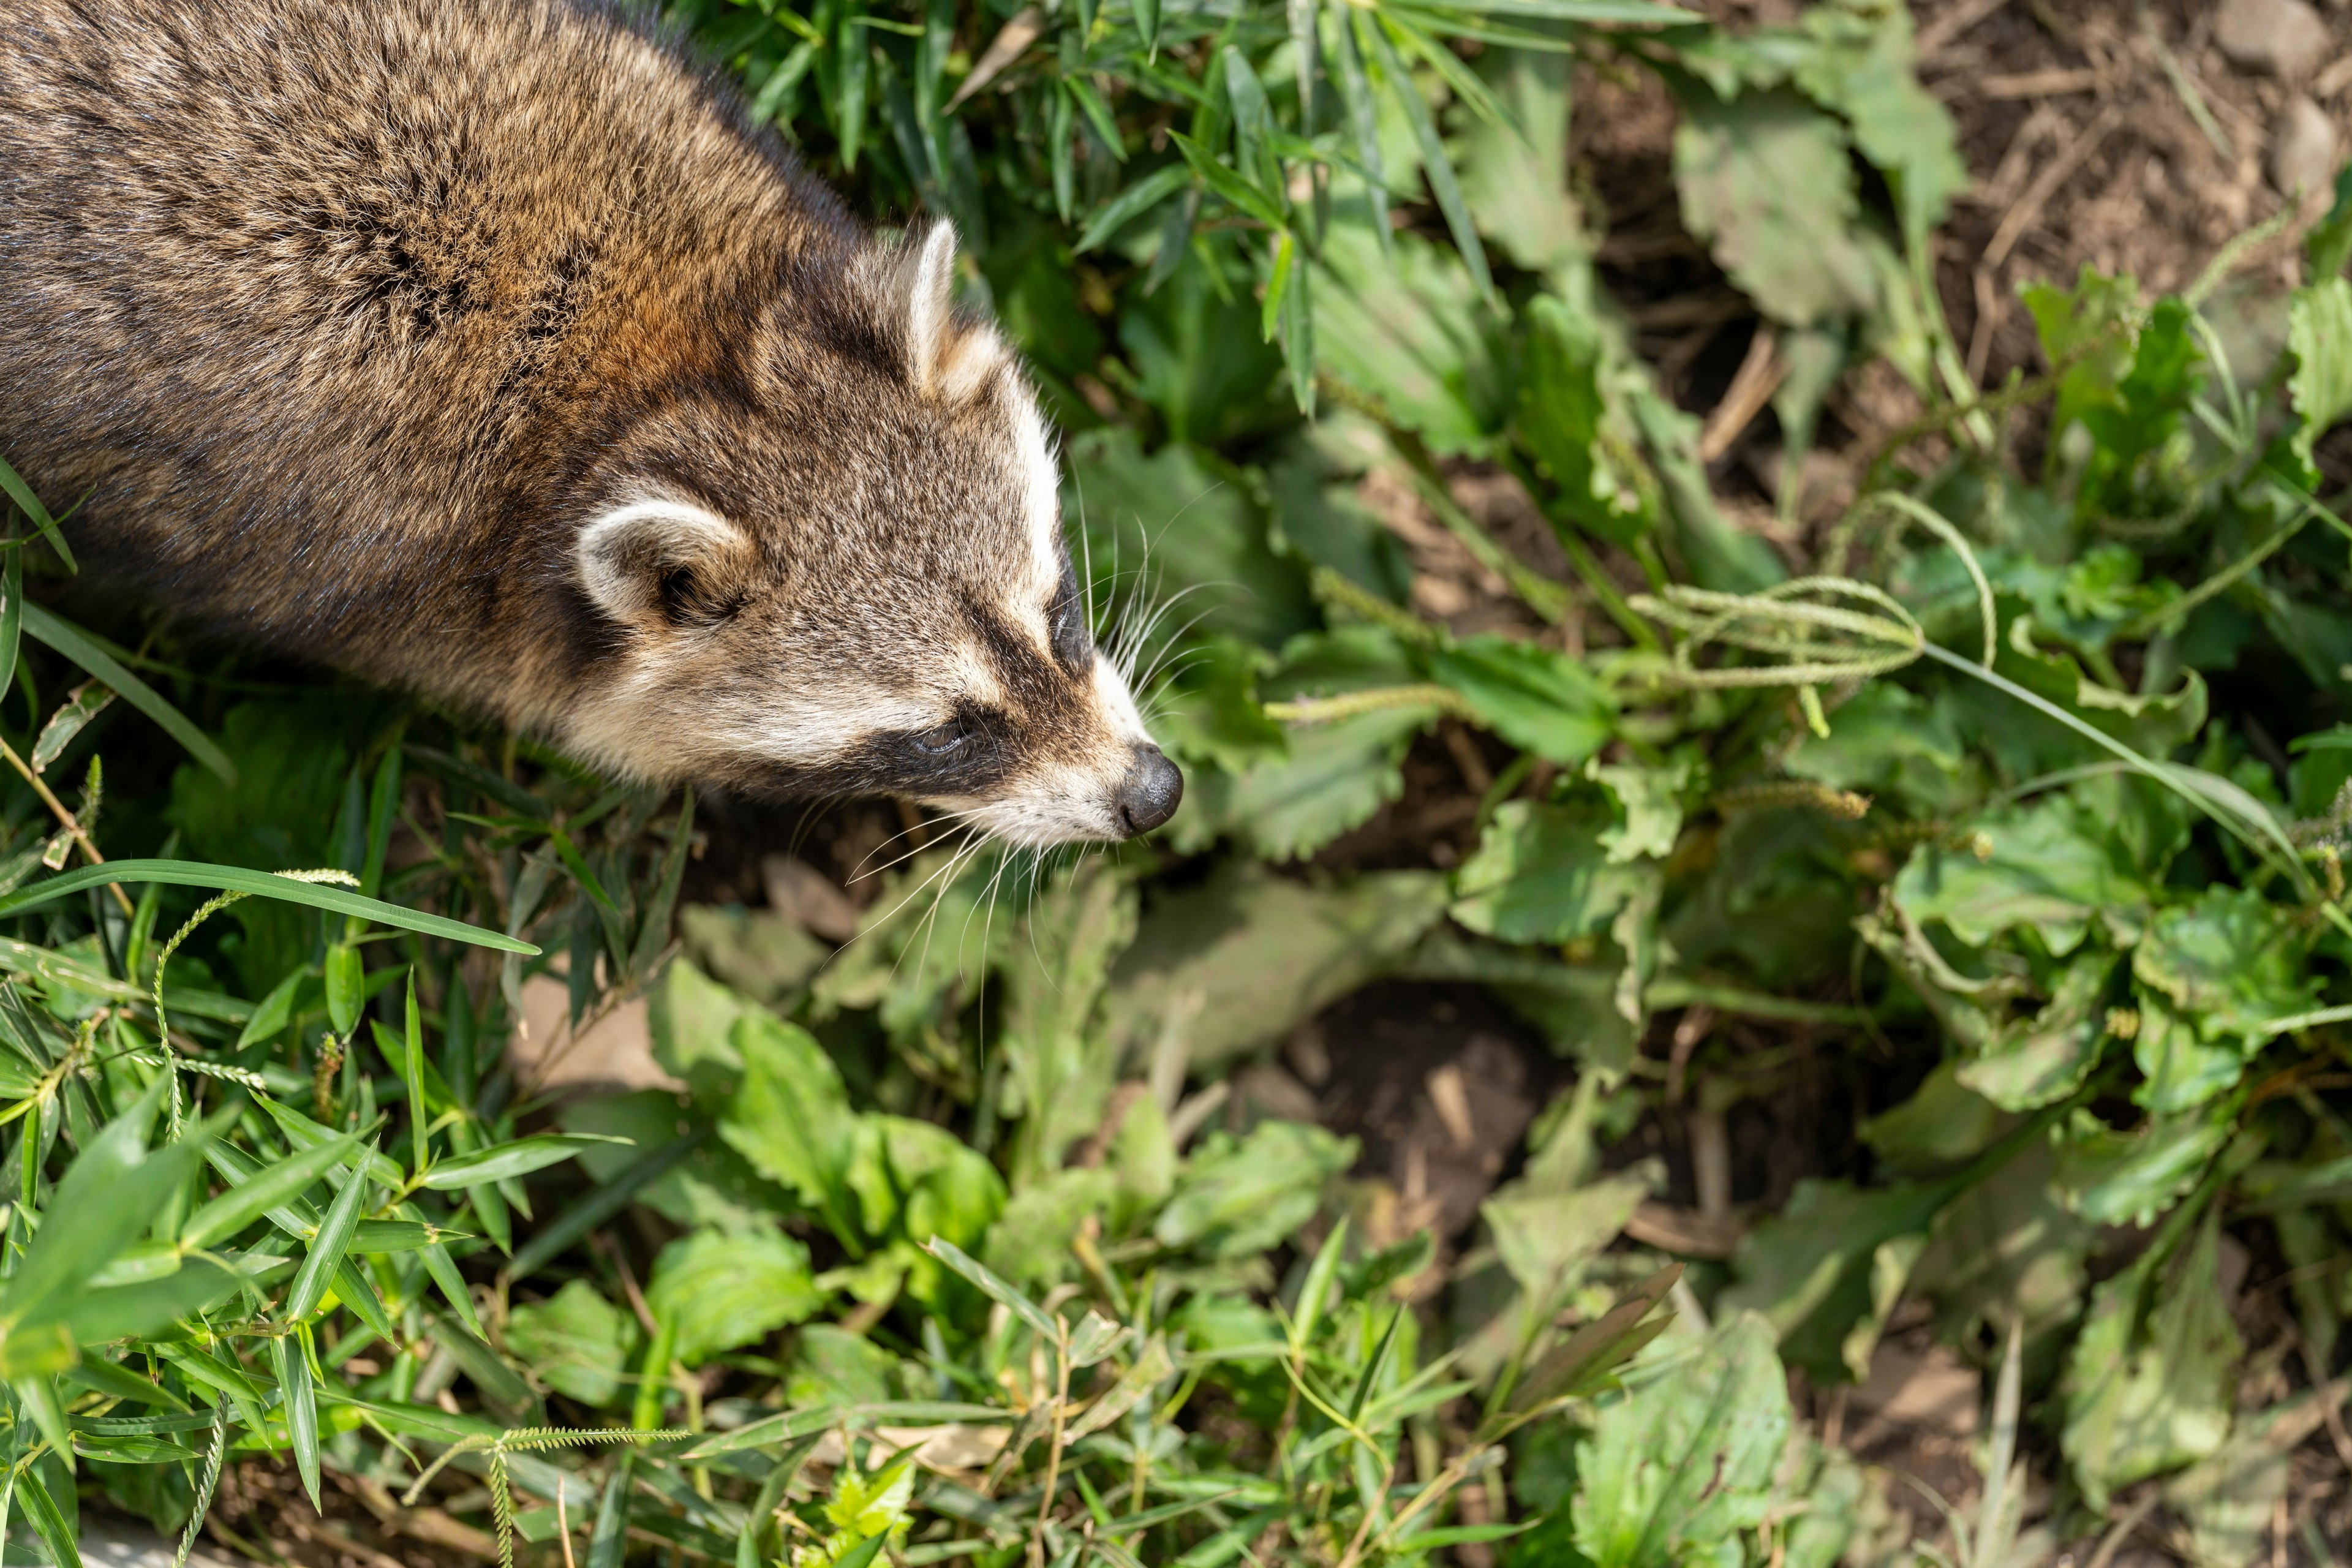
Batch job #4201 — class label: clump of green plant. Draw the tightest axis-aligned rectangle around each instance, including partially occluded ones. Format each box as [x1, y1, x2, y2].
[8, 0, 2352, 1560]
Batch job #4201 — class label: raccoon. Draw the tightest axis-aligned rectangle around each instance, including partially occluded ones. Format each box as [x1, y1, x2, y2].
[0, 0, 1182, 846]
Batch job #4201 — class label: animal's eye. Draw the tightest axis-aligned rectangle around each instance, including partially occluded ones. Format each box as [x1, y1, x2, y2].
[913, 720, 972, 755]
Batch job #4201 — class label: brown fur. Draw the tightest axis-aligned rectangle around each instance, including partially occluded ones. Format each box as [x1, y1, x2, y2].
[0, 0, 1178, 843]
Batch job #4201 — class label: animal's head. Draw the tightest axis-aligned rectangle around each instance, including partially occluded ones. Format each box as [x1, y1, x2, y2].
[558, 221, 1181, 846]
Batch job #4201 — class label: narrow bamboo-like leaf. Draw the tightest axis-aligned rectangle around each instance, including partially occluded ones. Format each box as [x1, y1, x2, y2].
[285, 1159, 373, 1321]
[361, 741, 402, 899]
[180, 1131, 359, 1251]
[21, 606, 232, 783]
[589, 1452, 635, 1568]
[1289, 1216, 1348, 1355]
[1134, 0, 1160, 57]
[835, 1536, 888, 1568]
[1076, 164, 1192, 252]
[15, 1377, 74, 1472]
[64, 1355, 188, 1411]
[231, 964, 309, 1051]
[332, 1257, 397, 1343]
[1065, 75, 1127, 163]
[1361, 14, 1491, 297]
[270, 1329, 322, 1509]
[17, 1457, 80, 1566]
[1502, 1262, 1683, 1418]
[0, 544, 22, 721]
[505, 1133, 703, 1280]
[1168, 130, 1287, 228]
[419, 1237, 485, 1336]
[323, 943, 362, 1037]
[626, 791, 695, 981]
[1345, 1306, 1406, 1423]
[428, 1319, 538, 1420]
[420, 1133, 630, 1189]
[405, 746, 551, 821]
[0, 455, 78, 574]
[923, 1237, 1060, 1344]
[255, 1099, 406, 1188]
[0, 860, 538, 952]
[402, 972, 428, 1174]
[1288, 0, 1319, 126]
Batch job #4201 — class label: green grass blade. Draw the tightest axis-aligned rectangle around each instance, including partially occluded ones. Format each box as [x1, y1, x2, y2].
[270, 1329, 322, 1509]
[17, 1457, 80, 1566]
[0, 546, 21, 714]
[419, 1133, 631, 1189]
[179, 1131, 358, 1252]
[0, 455, 78, 575]
[285, 1158, 373, 1321]
[0, 860, 539, 953]
[1076, 164, 1191, 253]
[589, 1452, 635, 1568]
[1362, 13, 1491, 298]
[924, 1237, 1060, 1343]
[21, 606, 232, 783]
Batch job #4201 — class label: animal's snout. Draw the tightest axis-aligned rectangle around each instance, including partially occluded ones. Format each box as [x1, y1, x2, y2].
[1114, 742, 1183, 836]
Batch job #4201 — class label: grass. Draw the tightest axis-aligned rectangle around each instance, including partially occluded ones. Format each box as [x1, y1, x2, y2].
[2, 1, 2351, 1565]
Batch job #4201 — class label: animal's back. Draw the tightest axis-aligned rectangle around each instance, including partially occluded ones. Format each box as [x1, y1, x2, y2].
[0, 0, 847, 690]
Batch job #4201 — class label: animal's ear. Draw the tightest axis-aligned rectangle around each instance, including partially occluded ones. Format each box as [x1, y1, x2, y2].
[576, 497, 756, 628]
[891, 219, 1006, 402]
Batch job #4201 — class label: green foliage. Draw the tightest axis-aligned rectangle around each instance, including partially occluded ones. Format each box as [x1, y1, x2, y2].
[17, 0, 2352, 1561]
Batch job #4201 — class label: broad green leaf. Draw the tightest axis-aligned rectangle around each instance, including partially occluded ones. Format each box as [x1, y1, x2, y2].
[1063, 428, 1313, 649]
[1958, 952, 2113, 1112]
[1104, 861, 1448, 1071]
[719, 1012, 859, 1233]
[2130, 886, 2315, 1050]
[1451, 801, 1654, 945]
[1570, 1312, 1790, 1567]
[1791, 0, 1966, 249]
[2061, 1212, 2241, 1509]
[647, 1224, 823, 1365]
[2287, 277, 2352, 468]
[1156, 1120, 1355, 1259]
[1179, 707, 1427, 860]
[1719, 1176, 1955, 1383]
[508, 1280, 641, 1407]
[2049, 1109, 2226, 1228]
[1515, 295, 1657, 549]
[1674, 90, 1877, 328]
[1427, 638, 1616, 764]
[0, 860, 537, 953]
[420, 1133, 630, 1190]
[1893, 795, 2149, 956]
[996, 859, 1136, 1183]
[1314, 222, 1511, 455]
[1484, 1174, 1645, 1306]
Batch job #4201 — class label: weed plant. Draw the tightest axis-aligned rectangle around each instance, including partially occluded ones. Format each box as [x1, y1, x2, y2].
[1, 0, 2350, 1564]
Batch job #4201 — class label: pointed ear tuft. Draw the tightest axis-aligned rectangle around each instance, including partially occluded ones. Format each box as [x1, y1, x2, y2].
[899, 219, 960, 396]
[893, 219, 1009, 402]
[577, 498, 755, 628]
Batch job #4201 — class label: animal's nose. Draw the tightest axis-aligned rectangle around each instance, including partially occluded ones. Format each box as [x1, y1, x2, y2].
[1114, 743, 1183, 836]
